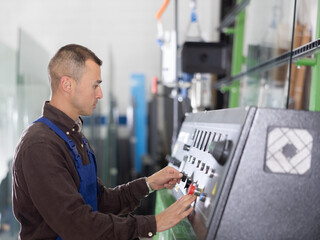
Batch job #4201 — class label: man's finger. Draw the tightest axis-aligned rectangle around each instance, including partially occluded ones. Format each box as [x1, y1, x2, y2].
[167, 167, 183, 178]
[182, 206, 194, 217]
[180, 194, 196, 204]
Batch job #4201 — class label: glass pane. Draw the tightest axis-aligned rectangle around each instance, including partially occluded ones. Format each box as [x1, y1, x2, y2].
[0, 38, 19, 239]
[295, 0, 318, 43]
[240, 63, 290, 108]
[243, 0, 295, 69]
[0, 30, 50, 240]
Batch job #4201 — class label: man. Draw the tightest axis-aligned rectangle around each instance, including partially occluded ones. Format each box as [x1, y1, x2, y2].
[12, 44, 196, 240]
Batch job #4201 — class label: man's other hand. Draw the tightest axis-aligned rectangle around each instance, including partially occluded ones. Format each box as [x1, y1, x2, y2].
[155, 194, 196, 232]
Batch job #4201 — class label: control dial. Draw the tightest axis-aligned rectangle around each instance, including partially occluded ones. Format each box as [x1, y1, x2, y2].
[208, 139, 232, 165]
[180, 172, 187, 182]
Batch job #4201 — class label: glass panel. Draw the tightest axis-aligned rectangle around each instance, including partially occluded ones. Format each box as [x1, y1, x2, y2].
[0, 42, 20, 240]
[243, 0, 295, 69]
[295, 0, 318, 43]
[0, 30, 50, 239]
[240, 63, 290, 108]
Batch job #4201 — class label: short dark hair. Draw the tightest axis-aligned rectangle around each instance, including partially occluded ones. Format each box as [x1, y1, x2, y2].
[48, 44, 102, 93]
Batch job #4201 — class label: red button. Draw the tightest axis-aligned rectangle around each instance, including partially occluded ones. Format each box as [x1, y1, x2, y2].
[188, 184, 195, 195]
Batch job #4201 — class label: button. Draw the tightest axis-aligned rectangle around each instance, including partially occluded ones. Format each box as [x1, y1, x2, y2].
[183, 144, 191, 151]
[196, 160, 201, 168]
[81, 144, 84, 148]
[148, 232, 153, 237]
[199, 193, 207, 202]
[72, 128, 75, 131]
[188, 184, 202, 196]
[66, 131, 70, 135]
[188, 184, 195, 195]
[200, 163, 205, 171]
[209, 169, 215, 178]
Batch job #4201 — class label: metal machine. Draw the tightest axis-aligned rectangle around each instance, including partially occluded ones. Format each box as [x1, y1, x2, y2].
[160, 107, 320, 239]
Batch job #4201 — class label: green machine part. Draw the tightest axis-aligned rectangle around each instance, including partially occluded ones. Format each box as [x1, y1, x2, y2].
[154, 189, 197, 240]
[309, 0, 320, 111]
[228, 0, 246, 108]
[295, 0, 320, 111]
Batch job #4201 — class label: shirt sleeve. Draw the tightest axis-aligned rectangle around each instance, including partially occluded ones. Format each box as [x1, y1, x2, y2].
[97, 177, 150, 215]
[21, 142, 156, 240]
[96, 178, 157, 238]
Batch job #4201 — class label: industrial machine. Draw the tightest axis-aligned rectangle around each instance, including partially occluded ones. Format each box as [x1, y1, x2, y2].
[159, 107, 320, 239]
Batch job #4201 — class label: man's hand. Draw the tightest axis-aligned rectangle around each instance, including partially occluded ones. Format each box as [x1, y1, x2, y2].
[155, 194, 196, 232]
[147, 166, 182, 190]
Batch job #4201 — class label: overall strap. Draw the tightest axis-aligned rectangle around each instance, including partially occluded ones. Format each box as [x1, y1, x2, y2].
[33, 117, 81, 168]
[82, 137, 97, 170]
[81, 137, 101, 197]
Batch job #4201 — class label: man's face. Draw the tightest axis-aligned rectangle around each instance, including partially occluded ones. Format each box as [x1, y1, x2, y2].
[71, 59, 103, 117]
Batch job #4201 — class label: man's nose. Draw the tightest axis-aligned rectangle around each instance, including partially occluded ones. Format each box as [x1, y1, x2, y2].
[96, 87, 103, 99]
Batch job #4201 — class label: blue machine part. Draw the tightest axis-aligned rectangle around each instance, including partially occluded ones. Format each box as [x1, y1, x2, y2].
[130, 74, 147, 173]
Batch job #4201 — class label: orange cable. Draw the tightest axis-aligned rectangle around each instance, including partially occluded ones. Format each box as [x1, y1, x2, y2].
[156, 0, 170, 20]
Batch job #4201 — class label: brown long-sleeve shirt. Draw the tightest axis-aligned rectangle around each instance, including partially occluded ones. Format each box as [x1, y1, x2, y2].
[12, 102, 156, 240]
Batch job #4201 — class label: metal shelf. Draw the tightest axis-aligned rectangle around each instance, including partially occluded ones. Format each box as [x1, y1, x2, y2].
[214, 38, 320, 89]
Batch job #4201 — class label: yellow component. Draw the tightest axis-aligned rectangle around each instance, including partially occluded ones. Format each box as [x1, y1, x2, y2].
[172, 143, 178, 156]
[212, 182, 218, 195]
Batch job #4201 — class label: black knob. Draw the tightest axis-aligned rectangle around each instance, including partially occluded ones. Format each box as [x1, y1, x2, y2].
[180, 172, 187, 182]
[185, 178, 192, 189]
[208, 139, 232, 165]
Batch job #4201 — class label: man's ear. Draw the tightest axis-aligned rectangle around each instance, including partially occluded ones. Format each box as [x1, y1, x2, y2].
[60, 76, 72, 92]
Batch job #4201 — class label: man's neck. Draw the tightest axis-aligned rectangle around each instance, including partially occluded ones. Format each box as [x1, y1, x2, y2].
[49, 97, 78, 121]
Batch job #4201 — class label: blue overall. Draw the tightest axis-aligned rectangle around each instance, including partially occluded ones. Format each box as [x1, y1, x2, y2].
[33, 117, 100, 240]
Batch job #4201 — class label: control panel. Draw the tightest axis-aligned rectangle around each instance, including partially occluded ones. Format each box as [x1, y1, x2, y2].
[165, 107, 320, 239]
[167, 108, 250, 240]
